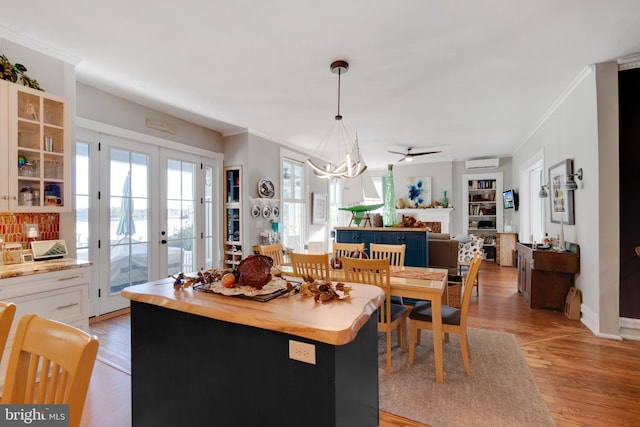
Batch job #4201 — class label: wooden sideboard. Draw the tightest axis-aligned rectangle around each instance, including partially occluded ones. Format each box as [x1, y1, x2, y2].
[335, 227, 429, 267]
[516, 243, 580, 310]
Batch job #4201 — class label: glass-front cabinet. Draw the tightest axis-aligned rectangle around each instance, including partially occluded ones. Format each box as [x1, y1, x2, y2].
[223, 166, 242, 267]
[1, 81, 70, 212]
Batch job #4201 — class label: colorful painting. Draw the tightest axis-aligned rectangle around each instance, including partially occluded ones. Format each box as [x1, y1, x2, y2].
[406, 177, 432, 208]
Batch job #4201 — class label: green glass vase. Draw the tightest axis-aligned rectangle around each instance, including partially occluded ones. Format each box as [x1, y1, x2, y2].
[384, 164, 396, 226]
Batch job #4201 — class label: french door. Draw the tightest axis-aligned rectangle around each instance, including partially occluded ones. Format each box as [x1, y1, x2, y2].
[77, 130, 221, 316]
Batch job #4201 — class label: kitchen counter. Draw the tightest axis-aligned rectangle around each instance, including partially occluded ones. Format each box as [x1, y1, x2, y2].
[122, 277, 383, 345]
[0, 258, 92, 280]
[122, 278, 384, 427]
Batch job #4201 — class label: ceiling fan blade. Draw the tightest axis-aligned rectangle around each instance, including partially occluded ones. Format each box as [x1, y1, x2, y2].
[409, 150, 442, 157]
[387, 150, 406, 155]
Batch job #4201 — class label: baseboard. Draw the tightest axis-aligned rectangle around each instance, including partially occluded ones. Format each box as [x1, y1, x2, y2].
[620, 317, 640, 341]
[580, 303, 598, 334]
[89, 307, 131, 324]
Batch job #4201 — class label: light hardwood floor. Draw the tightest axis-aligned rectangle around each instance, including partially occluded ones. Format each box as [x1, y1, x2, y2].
[84, 262, 640, 427]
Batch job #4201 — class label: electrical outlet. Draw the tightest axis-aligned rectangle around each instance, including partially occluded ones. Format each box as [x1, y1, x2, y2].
[25, 224, 39, 239]
[289, 340, 316, 365]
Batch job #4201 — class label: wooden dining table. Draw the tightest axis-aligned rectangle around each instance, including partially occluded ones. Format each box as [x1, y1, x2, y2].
[277, 264, 449, 383]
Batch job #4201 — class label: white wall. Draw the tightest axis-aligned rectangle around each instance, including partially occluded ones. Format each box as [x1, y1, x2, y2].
[76, 83, 224, 152]
[512, 64, 620, 337]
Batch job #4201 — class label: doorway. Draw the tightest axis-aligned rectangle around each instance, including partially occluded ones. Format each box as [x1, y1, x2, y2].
[76, 130, 221, 316]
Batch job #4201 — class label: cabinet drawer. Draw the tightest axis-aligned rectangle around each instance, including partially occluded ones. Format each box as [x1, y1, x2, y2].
[0, 267, 89, 299]
[6, 284, 88, 345]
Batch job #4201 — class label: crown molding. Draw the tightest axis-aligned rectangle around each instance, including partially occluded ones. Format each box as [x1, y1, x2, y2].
[618, 54, 640, 71]
[515, 65, 593, 152]
[0, 25, 82, 65]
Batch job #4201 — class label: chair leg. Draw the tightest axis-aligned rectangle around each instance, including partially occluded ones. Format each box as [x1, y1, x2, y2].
[408, 321, 417, 365]
[397, 320, 407, 352]
[386, 329, 392, 374]
[416, 327, 422, 345]
[444, 332, 450, 343]
[460, 330, 472, 375]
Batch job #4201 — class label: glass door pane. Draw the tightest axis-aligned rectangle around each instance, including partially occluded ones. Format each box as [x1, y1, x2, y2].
[166, 158, 196, 275]
[203, 164, 215, 270]
[109, 149, 150, 297]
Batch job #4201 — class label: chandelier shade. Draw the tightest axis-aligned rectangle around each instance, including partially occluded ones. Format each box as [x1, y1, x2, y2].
[307, 60, 367, 179]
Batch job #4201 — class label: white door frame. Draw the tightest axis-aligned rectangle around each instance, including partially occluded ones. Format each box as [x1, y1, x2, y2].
[76, 118, 223, 316]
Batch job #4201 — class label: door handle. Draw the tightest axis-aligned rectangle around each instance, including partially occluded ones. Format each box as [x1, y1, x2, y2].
[161, 240, 167, 244]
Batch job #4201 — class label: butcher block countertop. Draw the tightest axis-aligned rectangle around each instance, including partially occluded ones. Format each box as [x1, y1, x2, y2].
[122, 277, 384, 346]
[0, 258, 92, 280]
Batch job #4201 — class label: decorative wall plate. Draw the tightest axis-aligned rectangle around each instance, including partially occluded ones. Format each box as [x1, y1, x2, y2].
[251, 205, 261, 219]
[262, 205, 272, 219]
[258, 179, 275, 198]
[272, 206, 280, 218]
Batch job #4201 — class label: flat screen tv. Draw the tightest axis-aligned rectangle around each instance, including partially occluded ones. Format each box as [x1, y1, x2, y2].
[502, 189, 518, 210]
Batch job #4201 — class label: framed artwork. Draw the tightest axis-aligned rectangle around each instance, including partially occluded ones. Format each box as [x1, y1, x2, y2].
[406, 177, 432, 208]
[548, 159, 575, 224]
[312, 192, 327, 224]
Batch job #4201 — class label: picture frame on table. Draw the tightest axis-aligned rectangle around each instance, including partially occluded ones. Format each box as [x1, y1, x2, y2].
[548, 159, 575, 225]
[312, 192, 327, 224]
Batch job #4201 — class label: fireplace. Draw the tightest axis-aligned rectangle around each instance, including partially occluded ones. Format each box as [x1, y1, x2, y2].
[396, 208, 453, 233]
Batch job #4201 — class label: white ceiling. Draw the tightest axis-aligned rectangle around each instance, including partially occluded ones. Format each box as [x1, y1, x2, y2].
[2, 1, 640, 170]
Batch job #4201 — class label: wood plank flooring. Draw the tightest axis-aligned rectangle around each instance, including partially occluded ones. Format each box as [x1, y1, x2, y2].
[84, 262, 640, 427]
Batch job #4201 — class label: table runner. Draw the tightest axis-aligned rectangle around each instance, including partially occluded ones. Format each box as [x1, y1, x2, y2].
[390, 270, 445, 281]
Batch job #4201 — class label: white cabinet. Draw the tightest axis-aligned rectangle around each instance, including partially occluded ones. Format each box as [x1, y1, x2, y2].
[0, 265, 90, 386]
[0, 80, 71, 212]
[462, 173, 503, 261]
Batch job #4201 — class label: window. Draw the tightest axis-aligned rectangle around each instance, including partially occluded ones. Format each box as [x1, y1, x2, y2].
[75, 142, 90, 262]
[282, 158, 304, 252]
[328, 179, 342, 232]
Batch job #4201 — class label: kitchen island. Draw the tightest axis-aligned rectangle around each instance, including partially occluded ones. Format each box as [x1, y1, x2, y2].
[122, 277, 385, 427]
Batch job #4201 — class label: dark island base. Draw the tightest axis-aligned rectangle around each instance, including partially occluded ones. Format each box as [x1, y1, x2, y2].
[130, 301, 379, 427]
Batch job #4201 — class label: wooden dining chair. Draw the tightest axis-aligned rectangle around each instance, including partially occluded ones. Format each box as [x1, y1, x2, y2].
[369, 243, 407, 305]
[257, 243, 286, 266]
[333, 242, 365, 259]
[1, 314, 99, 427]
[408, 254, 482, 376]
[0, 301, 16, 366]
[370, 243, 406, 267]
[342, 257, 407, 374]
[289, 251, 331, 281]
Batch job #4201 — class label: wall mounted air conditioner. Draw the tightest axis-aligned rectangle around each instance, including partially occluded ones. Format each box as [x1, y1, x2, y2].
[465, 158, 499, 170]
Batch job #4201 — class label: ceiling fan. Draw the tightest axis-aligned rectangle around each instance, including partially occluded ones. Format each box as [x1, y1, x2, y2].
[388, 147, 442, 162]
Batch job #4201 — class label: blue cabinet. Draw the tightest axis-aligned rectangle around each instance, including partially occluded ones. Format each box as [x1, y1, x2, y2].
[335, 229, 428, 267]
[335, 229, 376, 253]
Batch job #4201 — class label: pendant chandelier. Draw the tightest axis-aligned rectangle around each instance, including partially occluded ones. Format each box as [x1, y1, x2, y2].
[307, 60, 367, 179]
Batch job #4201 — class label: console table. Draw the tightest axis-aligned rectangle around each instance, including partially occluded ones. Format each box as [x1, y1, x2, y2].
[516, 243, 580, 310]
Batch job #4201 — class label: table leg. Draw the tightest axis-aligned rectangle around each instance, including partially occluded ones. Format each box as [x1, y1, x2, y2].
[431, 298, 444, 383]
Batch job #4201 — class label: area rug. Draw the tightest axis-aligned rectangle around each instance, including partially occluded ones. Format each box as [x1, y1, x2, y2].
[379, 328, 555, 427]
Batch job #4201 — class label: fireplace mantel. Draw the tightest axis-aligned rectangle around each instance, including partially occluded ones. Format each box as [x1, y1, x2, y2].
[396, 208, 454, 233]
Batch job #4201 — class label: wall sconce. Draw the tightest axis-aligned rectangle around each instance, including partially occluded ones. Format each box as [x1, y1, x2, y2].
[538, 184, 549, 198]
[565, 168, 583, 191]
